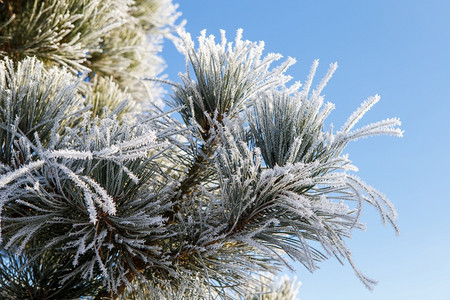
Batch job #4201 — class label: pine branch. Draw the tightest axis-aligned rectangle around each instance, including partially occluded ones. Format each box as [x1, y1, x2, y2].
[0, 3, 402, 296]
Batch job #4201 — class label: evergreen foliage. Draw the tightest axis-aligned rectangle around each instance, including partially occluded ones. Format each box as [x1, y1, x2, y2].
[0, 1, 402, 299]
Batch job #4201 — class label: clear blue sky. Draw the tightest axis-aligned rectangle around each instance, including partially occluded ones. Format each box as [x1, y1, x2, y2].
[161, 1, 450, 299]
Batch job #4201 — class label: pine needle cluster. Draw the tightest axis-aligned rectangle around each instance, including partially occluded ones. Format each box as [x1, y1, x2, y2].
[0, 1, 401, 299]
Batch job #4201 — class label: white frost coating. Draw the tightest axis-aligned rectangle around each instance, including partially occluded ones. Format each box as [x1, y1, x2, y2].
[346, 118, 403, 141]
[341, 95, 381, 133]
[121, 165, 140, 184]
[174, 29, 296, 125]
[82, 176, 117, 215]
[57, 164, 99, 224]
[0, 160, 44, 189]
[49, 149, 94, 160]
[312, 62, 338, 97]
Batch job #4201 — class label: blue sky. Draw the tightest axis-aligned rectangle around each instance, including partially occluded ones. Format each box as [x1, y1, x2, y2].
[162, 1, 450, 299]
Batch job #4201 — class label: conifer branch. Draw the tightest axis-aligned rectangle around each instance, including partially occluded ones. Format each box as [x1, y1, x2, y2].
[0, 3, 402, 298]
